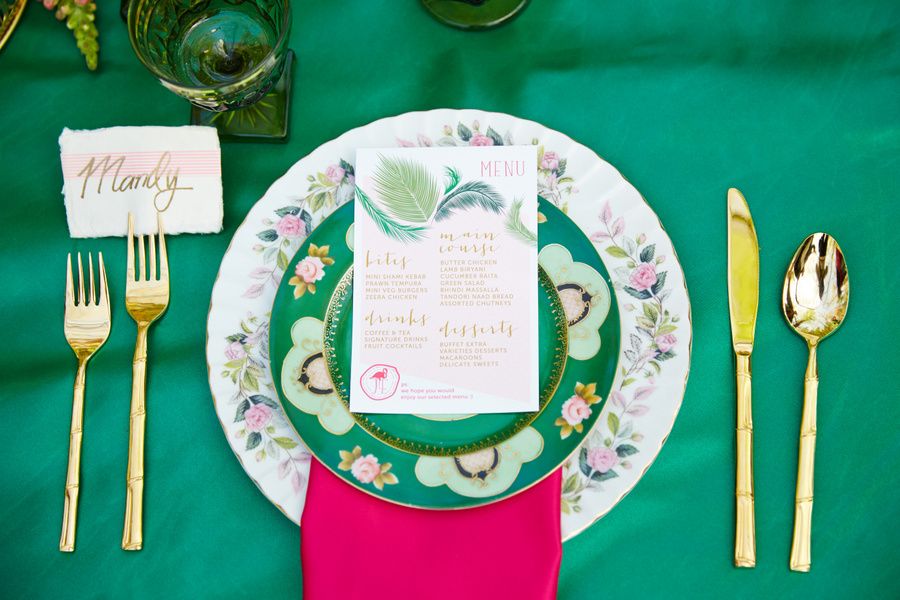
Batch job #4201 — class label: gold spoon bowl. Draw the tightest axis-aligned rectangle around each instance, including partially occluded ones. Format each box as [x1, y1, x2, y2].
[782, 232, 850, 572]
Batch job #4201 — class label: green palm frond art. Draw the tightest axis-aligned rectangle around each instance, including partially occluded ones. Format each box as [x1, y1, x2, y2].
[433, 181, 505, 222]
[443, 166, 460, 194]
[356, 186, 426, 244]
[372, 155, 441, 223]
[505, 198, 537, 245]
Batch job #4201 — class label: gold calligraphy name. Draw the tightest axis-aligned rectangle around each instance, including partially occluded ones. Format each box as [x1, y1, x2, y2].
[77, 152, 194, 211]
[365, 250, 409, 270]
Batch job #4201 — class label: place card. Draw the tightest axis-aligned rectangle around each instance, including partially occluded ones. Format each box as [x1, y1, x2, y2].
[350, 146, 538, 414]
[59, 126, 223, 237]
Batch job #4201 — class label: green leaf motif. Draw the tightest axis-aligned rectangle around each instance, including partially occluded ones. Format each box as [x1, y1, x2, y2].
[274, 437, 299, 449]
[257, 229, 278, 242]
[640, 244, 656, 263]
[249, 395, 278, 409]
[651, 271, 667, 296]
[356, 187, 426, 244]
[608, 412, 620, 435]
[485, 126, 504, 146]
[457, 122, 472, 141]
[503, 198, 537, 245]
[435, 181, 505, 222]
[234, 399, 250, 422]
[605, 246, 629, 258]
[616, 443, 639, 457]
[624, 286, 652, 300]
[443, 166, 460, 194]
[246, 432, 262, 451]
[372, 154, 440, 223]
[275, 206, 300, 217]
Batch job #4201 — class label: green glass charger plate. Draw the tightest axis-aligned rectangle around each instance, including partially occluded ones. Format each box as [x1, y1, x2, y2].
[270, 198, 620, 509]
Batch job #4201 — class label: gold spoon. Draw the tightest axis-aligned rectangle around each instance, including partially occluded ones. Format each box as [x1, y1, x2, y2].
[782, 232, 850, 572]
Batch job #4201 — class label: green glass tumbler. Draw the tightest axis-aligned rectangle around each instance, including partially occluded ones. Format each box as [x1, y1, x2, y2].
[421, 0, 529, 30]
[127, 0, 293, 140]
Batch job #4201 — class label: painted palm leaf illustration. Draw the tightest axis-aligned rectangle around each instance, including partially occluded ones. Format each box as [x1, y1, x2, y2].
[373, 155, 441, 223]
[356, 186, 427, 243]
[505, 198, 537, 245]
[433, 180, 505, 222]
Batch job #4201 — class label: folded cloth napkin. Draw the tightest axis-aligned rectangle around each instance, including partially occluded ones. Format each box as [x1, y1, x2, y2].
[301, 459, 562, 600]
[59, 126, 223, 237]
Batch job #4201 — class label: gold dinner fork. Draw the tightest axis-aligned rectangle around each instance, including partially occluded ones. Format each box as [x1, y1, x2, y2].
[61, 252, 110, 552]
[122, 212, 169, 551]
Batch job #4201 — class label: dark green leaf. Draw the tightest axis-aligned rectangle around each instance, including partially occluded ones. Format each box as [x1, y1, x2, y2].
[339, 158, 355, 176]
[433, 181, 504, 222]
[557, 158, 567, 176]
[226, 333, 247, 343]
[651, 271, 667, 296]
[639, 244, 656, 263]
[257, 229, 278, 242]
[656, 350, 676, 361]
[624, 286, 652, 300]
[234, 399, 250, 422]
[457, 122, 472, 141]
[485, 126, 503, 146]
[274, 206, 300, 217]
[616, 443, 639, 457]
[249, 395, 278, 409]
[245, 432, 262, 451]
[443, 166, 460, 194]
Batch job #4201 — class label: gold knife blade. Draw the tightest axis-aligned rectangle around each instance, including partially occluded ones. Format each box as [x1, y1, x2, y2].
[727, 187, 758, 568]
[728, 188, 759, 351]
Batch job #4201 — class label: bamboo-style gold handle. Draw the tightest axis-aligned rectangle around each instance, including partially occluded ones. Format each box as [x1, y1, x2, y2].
[790, 344, 818, 572]
[60, 359, 88, 552]
[734, 352, 756, 568]
[122, 325, 148, 551]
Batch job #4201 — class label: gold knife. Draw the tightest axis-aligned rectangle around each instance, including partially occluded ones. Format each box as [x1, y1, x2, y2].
[727, 188, 759, 568]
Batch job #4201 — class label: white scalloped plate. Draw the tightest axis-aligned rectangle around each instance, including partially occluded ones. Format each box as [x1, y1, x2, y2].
[206, 109, 691, 540]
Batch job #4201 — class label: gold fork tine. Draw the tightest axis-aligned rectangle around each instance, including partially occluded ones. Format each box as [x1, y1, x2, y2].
[158, 212, 168, 278]
[149, 233, 156, 281]
[98, 252, 108, 308]
[127, 213, 136, 282]
[88, 253, 95, 305]
[66, 253, 74, 307]
[138, 235, 146, 282]
[77, 253, 86, 306]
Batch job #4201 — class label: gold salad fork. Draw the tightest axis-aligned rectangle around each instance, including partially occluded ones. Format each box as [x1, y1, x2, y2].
[61, 252, 110, 552]
[122, 213, 169, 551]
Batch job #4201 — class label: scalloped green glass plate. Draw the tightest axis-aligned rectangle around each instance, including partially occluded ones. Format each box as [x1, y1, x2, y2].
[270, 198, 620, 509]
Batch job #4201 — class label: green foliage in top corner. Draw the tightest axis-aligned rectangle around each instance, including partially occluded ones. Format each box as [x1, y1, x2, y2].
[38, 0, 99, 71]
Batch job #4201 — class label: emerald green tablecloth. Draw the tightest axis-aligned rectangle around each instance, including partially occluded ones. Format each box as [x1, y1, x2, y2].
[2, 1, 898, 597]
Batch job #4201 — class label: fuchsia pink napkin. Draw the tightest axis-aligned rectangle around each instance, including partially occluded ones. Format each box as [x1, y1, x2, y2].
[301, 459, 562, 600]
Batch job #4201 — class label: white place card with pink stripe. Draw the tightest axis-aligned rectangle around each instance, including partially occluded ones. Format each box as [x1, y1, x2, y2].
[59, 126, 223, 237]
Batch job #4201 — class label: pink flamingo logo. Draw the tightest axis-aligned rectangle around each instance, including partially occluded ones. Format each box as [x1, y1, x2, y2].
[360, 364, 400, 400]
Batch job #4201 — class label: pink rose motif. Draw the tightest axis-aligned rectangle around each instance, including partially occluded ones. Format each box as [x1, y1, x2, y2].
[295, 256, 325, 283]
[656, 334, 677, 353]
[469, 133, 494, 146]
[351, 454, 381, 483]
[325, 164, 345, 184]
[541, 151, 560, 171]
[244, 403, 272, 432]
[587, 446, 618, 473]
[629, 262, 657, 291]
[275, 214, 304, 239]
[561, 395, 592, 426]
[224, 341, 246, 361]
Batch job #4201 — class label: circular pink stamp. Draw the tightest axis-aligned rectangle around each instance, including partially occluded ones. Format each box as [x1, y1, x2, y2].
[360, 364, 400, 401]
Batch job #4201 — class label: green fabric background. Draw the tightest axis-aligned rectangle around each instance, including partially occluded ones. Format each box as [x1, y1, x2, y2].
[1, 1, 898, 598]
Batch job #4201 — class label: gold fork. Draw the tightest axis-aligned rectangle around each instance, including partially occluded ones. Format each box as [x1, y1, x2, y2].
[122, 212, 169, 551]
[61, 252, 110, 552]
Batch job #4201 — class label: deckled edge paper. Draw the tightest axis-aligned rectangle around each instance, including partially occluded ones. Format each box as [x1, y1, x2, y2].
[60, 126, 224, 237]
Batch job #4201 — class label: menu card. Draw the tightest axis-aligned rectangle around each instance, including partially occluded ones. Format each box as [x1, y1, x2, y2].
[350, 146, 538, 414]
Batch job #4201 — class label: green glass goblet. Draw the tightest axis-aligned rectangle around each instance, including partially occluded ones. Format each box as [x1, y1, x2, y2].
[421, 0, 529, 30]
[127, 0, 293, 141]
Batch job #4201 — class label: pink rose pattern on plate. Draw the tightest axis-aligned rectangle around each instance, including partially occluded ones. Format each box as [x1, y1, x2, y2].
[338, 446, 399, 490]
[560, 201, 681, 515]
[213, 116, 684, 527]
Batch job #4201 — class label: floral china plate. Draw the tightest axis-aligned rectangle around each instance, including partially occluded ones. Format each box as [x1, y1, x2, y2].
[268, 199, 619, 508]
[206, 109, 691, 537]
